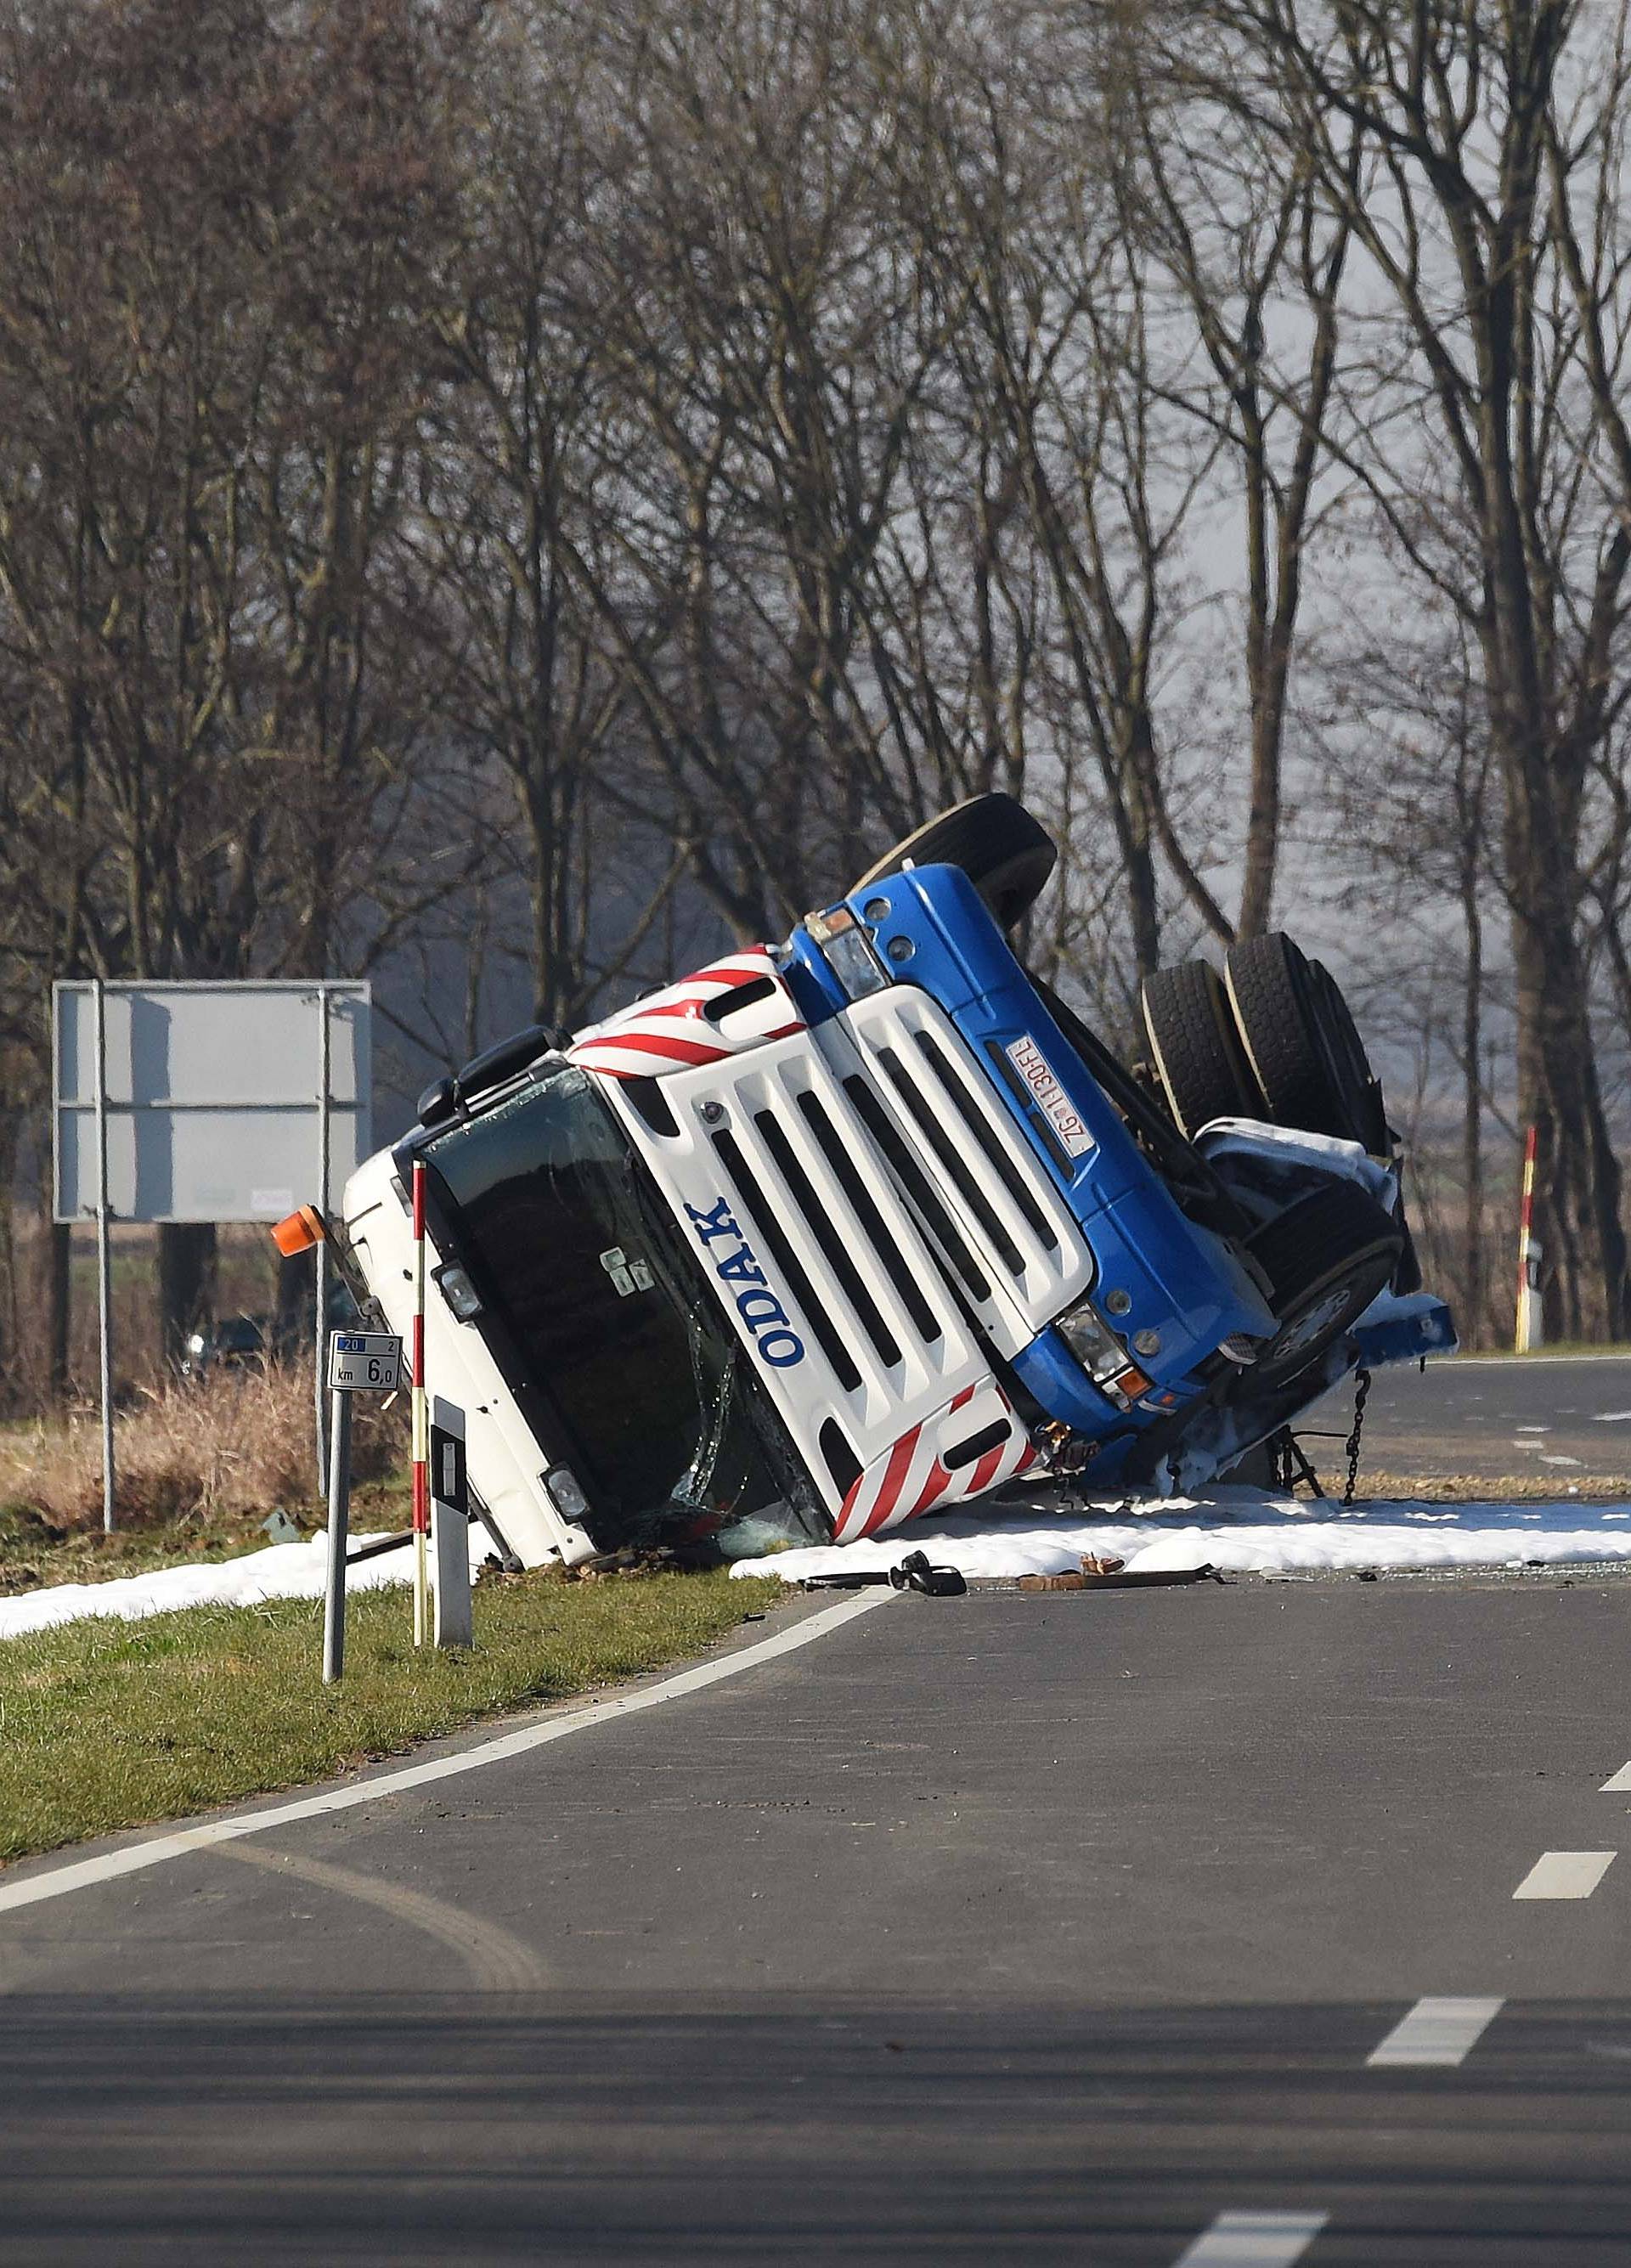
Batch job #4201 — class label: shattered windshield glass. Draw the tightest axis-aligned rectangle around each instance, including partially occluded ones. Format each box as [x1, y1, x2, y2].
[420, 1064, 823, 1553]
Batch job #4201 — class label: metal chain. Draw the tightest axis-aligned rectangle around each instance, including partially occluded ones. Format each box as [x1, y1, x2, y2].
[1342, 1367, 1372, 1506]
[1273, 1429, 1293, 1492]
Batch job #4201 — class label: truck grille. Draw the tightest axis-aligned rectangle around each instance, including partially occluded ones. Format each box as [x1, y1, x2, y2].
[702, 1048, 982, 1432]
[824, 989, 1097, 1352]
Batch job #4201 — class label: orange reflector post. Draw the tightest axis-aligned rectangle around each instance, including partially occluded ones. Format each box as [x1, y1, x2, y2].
[272, 1205, 327, 1257]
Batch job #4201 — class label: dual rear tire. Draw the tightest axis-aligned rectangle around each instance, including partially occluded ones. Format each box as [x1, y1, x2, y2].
[1142, 932, 1390, 1157]
[1141, 937, 1413, 1367]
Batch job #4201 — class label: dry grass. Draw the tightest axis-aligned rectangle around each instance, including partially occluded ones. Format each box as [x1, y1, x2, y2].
[0, 1361, 404, 1554]
[1357, 1469, 1631, 1503]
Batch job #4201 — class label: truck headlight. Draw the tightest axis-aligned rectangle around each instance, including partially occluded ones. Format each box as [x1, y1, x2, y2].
[1057, 1297, 1152, 1408]
[432, 1262, 483, 1322]
[545, 1464, 590, 1526]
[805, 904, 889, 999]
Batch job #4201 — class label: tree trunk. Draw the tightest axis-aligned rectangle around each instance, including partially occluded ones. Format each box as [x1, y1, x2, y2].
[1460, 870, 1484, 1345]
[1511, 902, 1629, 1341]
[156, 1222, 217, 1371]
[274, 1246, 315, 1366]
[47, 1221, 71, 1402]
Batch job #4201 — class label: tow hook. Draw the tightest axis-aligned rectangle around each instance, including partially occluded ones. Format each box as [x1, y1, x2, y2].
[1036, 1420, 1097, 1475]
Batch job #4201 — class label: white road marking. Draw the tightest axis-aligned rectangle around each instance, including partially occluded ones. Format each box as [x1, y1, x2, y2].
[1512, 1850, 1617, 1899]
[0, 1593, 891, 1920]
[1367, 1995, 1504, 2067]
[212, 1840, 552, 1992]
[1172, 2212, 1328, 2266]
[1599, 1763, 1631, 1791]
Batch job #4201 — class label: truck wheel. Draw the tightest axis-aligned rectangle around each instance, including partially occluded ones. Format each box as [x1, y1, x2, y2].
[849, 793, 1058, 929]
[1224, 933, 1390, 1152]
[1244, 1182, 1402, 1386]
[1140, 961, 1264, 1137]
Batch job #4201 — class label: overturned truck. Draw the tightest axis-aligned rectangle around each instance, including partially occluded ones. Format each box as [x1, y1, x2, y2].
[334, 797, 1454, 1567]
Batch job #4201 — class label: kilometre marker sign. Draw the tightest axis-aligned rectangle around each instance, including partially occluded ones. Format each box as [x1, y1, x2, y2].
[327, 1332, 404, 1394]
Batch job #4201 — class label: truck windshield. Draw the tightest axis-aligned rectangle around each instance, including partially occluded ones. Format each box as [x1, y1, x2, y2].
[418, 1064, 817, 1553]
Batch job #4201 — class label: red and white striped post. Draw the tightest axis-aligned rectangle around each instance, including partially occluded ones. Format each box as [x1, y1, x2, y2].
[1515, 1123, 1543, 1353]
[411, 1159, 431, 1643]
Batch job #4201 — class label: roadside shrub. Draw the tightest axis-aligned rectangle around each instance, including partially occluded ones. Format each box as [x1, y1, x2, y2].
[0, 1360, 404, 1531]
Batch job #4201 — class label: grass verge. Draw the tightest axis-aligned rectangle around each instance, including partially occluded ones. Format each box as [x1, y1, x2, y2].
[0, 1566, 782, 1867]
[1357, 1470, 1631, 1502]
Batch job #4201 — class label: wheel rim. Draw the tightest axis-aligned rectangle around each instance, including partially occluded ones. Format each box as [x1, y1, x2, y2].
[1262, 1284, 1352, 1372]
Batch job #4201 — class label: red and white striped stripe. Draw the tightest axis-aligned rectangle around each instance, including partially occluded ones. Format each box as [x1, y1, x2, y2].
[832, 1382, 1038, 1543]
[568, 948, 803, 1080]
[1515, 1120, 1542, 1352]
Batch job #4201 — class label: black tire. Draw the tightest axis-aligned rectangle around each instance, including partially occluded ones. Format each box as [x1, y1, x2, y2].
[850, 793, 1058, 930]
[1141, 961, 1265, 1137]
[1224, 933, 1390, 1152]
[1306, 959, 1391, 1154]
[1244, 1182, 1402, 1386]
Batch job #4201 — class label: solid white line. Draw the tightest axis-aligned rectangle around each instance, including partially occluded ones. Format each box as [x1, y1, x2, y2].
[1367, 1995, 1504, 2068]
[1171, 2212, 1328, 2267]
[0, 1591, 891, 1919]
[1512, 1850, 1617, 1899]
[1600, 1763, 1631, 1791]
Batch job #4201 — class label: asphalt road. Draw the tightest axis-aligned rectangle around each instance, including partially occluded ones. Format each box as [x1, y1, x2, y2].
[1303, 1352, 1631, 1484]
[5, 1574, 1631, 2263]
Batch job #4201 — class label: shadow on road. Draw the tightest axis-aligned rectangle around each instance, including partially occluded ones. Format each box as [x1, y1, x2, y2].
[3, 1993, 1628, 2263]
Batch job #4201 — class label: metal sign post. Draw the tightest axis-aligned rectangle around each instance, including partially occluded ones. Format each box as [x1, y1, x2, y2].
[315, 985, 333, 1496]
[92, 977, 115, 1532]
[430, 1397, 473, 1650]
[322, 1329, 404, 1683]
[322, 1381, 352, 1685]
[410, 1162, 430, 1647]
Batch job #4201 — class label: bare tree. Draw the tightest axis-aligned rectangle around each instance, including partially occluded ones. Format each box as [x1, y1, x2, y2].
[1182, 0, 1631, 1335]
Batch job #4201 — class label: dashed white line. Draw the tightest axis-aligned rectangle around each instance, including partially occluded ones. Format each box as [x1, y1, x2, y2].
[1600, 1763, 1631, 1791]
[1367, 1995, 1504, 2067]
[1512, 1850, 1617, 1899]
[1172, 2212, 1328, 2267]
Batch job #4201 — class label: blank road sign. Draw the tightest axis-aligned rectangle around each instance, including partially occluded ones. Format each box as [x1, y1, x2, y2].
[54, 981, 371, 1225]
